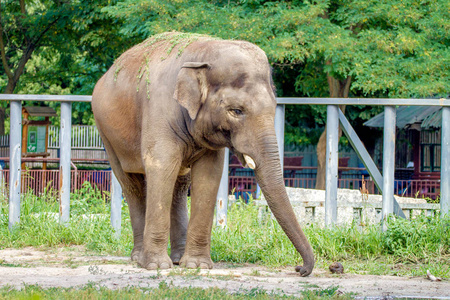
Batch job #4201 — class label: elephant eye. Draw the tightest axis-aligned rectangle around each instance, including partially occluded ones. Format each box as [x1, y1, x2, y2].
[230, 108, 243, 116]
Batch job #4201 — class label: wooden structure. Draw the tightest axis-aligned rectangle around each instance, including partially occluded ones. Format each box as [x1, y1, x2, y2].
[365, 106, 444, 199]
[21, 106, 57, 169]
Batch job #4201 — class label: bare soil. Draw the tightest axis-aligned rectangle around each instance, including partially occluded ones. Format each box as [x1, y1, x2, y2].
[0, 247, 448, 298]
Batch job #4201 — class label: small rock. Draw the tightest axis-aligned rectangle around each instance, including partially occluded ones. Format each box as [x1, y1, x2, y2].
[426, 270, 441, 281]
[329, 262, 344, 274]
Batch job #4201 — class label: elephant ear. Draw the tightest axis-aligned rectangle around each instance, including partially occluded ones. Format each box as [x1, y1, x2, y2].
[174, 62, 210, 120]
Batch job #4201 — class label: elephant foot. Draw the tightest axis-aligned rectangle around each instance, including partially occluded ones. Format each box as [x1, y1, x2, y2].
[130, 247, 142, 262]
[179, 254, 213, 269]
[138, 252, 173, 270]
[170, 246, 185, 265]
[170, 252, 183, 265]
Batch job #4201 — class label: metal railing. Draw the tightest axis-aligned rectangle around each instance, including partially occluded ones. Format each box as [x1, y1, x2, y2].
[1, 94, 449, 233]
[0, 125, 104, 149]
[48, 125, 104, 149]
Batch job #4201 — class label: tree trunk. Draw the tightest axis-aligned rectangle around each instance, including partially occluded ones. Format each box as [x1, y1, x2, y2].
[315, 73, 351, 190]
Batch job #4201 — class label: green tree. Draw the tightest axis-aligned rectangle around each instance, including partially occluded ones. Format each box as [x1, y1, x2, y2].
[3, 0, 448, 180]
[103, 0, 449, 188]
[1, 0, 68, 133]
[0, 0, 127, 130]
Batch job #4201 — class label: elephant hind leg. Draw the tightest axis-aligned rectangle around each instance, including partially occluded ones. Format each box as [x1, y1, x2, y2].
[170, 173, 191, 264]
[121, 172, 146, 262]
[99, 133, 146, 262]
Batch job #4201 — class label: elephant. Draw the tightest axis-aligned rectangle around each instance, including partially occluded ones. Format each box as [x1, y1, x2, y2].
[92, 32, 314, 276]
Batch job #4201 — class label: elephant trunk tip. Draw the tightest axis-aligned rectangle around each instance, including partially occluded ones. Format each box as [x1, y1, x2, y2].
[295, 264, 314, 277]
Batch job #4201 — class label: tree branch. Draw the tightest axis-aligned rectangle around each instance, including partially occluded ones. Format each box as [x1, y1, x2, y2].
[342, 76, 352, 98]
[12, 42, 36, 83]
[0, 2, 13, 79]
[3, 1, 62, 92]
[19, 0, 26, 14]
[32, 17, 60, 46]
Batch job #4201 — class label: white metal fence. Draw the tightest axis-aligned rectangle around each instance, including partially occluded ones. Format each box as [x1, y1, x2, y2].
[1, 94, 449, 232]
[0, 125, 104, 150]
[48, 125, 103, 149]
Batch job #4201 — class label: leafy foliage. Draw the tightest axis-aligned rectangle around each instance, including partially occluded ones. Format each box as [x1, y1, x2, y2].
[101, 0, 449, 145]
[2, 0, 448, 144]
[101, 0, 449, 98]
[1, 0, 127, 127]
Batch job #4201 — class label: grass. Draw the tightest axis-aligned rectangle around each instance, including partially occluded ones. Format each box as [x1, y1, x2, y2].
[0, 284, 354, 300]
[0, 184, 449, 279]
[212, 198, 449, 278]
[0, 182, 133, 256]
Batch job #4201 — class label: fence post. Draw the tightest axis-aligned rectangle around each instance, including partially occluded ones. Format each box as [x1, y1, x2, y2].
[9, 100, 22, 230]
[325, 105, 339, 226]
[59, 102, 72, 224]
[275, 104, 286, 168]
[441, 106, 450, 216]
[216, 147, 230, 227]
[110, 171, 122, 237]
[382, 106, 396, 230]
[0, 164, 3, 199]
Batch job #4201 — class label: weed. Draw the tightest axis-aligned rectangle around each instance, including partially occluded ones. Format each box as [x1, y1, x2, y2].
[88, 265, 107, 275]
[299, 282, 321, 289]
[0, 260, 22, 268]
[62, 258, 79, 269]
[237, 286, 267, 297]
[250, 269, 261, 276]
[168, 267, 201, 277]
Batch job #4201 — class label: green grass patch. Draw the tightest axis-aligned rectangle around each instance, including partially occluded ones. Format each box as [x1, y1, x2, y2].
[0, 186, 449, 278]
[211, 198, 449, 278]
[0, 284, 352, 300]
[0, 183, 133, 256]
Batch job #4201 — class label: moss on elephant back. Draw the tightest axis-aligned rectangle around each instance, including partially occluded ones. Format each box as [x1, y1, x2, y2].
[113, 32, 220, 92]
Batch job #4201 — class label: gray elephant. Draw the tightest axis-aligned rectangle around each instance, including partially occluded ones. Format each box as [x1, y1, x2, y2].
[92, 32, 314, 276]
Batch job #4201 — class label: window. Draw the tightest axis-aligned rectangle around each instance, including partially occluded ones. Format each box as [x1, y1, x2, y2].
[420, 130, 441, 172]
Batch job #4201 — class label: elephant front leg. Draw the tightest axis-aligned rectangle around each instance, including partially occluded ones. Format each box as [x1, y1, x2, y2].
[170, 174, 190, 264]
[180, 150, 224, 269]
[139, 153, 182, 270]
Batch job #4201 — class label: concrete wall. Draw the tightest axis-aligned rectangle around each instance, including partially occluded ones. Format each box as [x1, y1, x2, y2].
[258, 188, 437, 227]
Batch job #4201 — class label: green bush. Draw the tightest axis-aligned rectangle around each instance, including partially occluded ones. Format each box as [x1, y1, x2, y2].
[382, 215, 450, 258]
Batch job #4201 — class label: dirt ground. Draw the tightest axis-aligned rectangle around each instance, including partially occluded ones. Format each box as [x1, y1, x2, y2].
[0, 247, 448, 299]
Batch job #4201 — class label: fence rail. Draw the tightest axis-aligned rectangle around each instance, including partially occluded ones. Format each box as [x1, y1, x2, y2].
[1, 94, 449, 231]
[48, 125, 104, 149]
[0, 169, 111, 198]
[0, 125, 104, 150]
[0, 168, 441, 202]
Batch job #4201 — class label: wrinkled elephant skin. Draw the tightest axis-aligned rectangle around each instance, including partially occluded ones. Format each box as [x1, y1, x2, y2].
[92, 32, 315, 276]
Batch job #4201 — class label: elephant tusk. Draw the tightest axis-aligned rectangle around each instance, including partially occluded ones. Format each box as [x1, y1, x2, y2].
[244, 154, 256, 169]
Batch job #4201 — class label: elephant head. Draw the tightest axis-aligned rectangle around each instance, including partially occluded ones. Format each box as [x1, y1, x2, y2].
[173, 41, 315, 276]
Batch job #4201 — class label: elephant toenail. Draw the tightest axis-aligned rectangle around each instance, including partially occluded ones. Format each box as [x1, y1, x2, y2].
[160, 262, 170, 269]
[186, 262, 197, 269]
[199, 262, 210, 269]
[146, 263, 158, 270]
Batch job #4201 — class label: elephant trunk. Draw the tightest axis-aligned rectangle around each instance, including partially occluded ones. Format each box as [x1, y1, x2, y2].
[252, 131, 315, 276]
